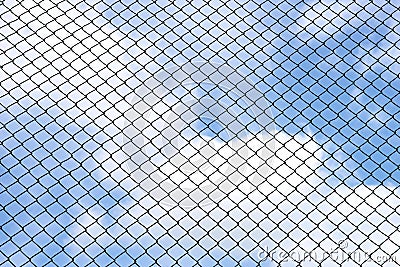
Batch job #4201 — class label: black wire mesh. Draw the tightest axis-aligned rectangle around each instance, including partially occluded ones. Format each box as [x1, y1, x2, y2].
[0, 0, 399, 266]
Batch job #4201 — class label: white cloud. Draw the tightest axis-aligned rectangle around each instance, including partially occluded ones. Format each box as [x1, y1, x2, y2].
[228, 132, 400, 266]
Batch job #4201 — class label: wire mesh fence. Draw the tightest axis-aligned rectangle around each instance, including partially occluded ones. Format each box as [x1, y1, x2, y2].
[0, 0, 399, 266]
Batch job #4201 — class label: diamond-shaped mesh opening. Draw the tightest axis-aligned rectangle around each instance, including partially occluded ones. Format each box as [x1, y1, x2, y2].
[1, 0, 399, 266]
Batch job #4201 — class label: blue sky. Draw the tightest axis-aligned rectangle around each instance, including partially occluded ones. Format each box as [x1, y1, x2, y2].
[1, 0, 399, 266]
[96, 0, 400, 186]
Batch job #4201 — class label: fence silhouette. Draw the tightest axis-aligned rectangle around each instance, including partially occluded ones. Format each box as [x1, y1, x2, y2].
[0, 0, 399, 266]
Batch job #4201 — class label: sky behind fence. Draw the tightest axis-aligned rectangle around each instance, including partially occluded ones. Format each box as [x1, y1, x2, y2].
[1, 0, 399, 266]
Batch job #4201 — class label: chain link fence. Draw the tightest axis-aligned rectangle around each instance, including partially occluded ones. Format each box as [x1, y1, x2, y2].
[1, 0, 399, 266]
